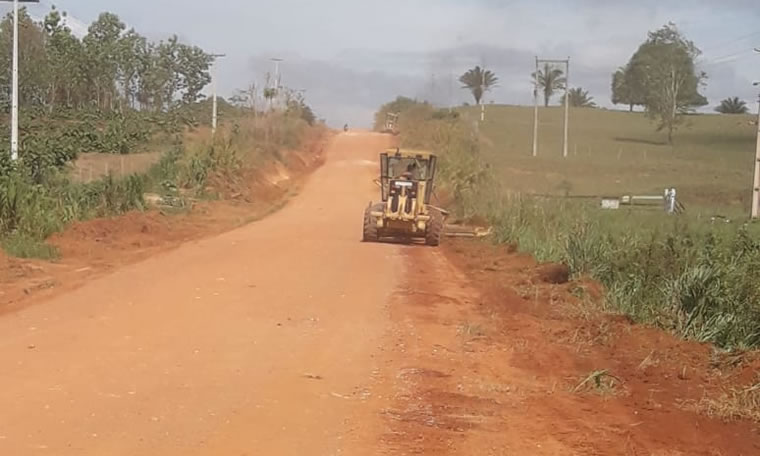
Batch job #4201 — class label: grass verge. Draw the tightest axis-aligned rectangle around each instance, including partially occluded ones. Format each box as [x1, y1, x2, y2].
[378, 97, 760, 350]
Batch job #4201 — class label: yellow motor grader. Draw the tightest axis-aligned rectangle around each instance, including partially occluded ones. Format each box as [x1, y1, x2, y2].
[362, 148, 446, 246]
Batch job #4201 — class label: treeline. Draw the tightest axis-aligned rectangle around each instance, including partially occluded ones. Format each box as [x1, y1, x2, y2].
[0, 7, 213, 113]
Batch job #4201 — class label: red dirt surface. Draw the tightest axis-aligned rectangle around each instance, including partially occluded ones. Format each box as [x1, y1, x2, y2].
[0, 129, 330, 314]
[370, 239, 759, 454]
[0, 131, 757, 455]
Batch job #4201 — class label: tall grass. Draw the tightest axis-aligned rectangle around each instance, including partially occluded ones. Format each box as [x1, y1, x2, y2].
[489, 197, 760, 348]
[382, 98, 760, 350]
[0, 111, 313, 259]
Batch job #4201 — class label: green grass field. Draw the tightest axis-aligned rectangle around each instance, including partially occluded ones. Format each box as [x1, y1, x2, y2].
[460, 105, 758, 214]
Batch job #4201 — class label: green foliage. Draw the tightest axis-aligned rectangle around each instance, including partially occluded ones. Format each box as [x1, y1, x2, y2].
[374, 96, 425, 130]
[611, 65, 646, 111]
[285, 90, 317, 126]
[1, 233, 59, 260]
[374, 98, 496, 219]
[147, 112, 309, 198]
[459, 66, 499, 105]
[716, 97, 749, 115]
[457, 104, 756, 210]
[565, 88, 597, 108]
[0, 7, 213, 113]
[377, 96, 760, 351]
[532, 63, 566, 107]
[488, 198, 760, 349]
[621, 23, 708, 143]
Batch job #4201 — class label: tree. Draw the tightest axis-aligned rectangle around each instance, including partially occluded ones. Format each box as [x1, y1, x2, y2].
[627, 23, 708, 144]
[611, 65, 645, 112]
[83, 12, 126, 110]
[230, 83, 259, 112]
[459, 66, 498, 105]
[0, 6, 214, 116]
[715, 97, 749, 114]
[532, 63, 566, 107]
[565, 87, 596, 108]
[0, 8, 49, 108]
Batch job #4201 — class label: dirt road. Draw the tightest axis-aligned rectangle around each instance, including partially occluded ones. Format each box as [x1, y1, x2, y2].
[0, 132, 398, 455]
[1, 132, 759, 455]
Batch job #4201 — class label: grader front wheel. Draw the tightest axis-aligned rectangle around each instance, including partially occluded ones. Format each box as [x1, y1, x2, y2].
[425, 210, 444, 246]
[362, 205, 379, 242]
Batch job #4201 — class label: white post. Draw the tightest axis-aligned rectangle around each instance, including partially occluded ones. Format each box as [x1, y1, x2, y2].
[563, 58, 570, 158]
[211, 68, 218, 135]
[11, 0, 19, 160]
[480, 67, 485, 122]
[752, 96, 760, 218]
[273, 58, 282, 110]
[209, 53, 225, 135]
[532, 57, 539, 157]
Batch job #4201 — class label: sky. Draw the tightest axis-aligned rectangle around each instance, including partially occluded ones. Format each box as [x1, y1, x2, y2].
[3, 0, 760, 127]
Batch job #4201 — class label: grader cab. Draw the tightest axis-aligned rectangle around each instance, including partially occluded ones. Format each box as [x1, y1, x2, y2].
[362, 149, 445, 246]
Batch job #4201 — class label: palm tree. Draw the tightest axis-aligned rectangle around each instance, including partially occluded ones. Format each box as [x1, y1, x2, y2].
[532, 63, 566, 107]
[459, 66, 499, 105]
[715, 97, 749, 114]
[565, 88, 596, 108]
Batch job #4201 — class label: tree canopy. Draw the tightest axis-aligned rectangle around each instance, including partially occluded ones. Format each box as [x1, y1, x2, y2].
[0, 7, 214, 114]
[532, 63, 566, 107]
[715, 97, 749, 115]
[565, 88, 596, 108]
[614, 23, 707, 143]
[459, 66, 498, 105]
[611, 65, 646, 112]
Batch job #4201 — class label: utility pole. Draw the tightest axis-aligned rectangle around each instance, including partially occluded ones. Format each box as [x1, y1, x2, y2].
[1, 0, 39, 160]
[752, 91, 760, 218]
[563, 57, 570, 158]
[448, 70, 454, 112]
[532, 57, 539, 157]
[11, 0, 19, 159]
[210, 53, 226, 136]
[752, 72, 760, 218]
[480, 66, 486, 122]
[532, 57, 570, 158]
[271, 57, 283, 110]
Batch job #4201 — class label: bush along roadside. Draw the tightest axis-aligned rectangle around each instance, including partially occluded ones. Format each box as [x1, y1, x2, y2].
[377, 97, 760, 351]
[0, 112, 314, 260]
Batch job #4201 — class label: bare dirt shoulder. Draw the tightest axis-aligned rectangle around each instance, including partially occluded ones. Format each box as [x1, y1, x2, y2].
[373, 239, 760, 455]
[0, 129, 331, 314]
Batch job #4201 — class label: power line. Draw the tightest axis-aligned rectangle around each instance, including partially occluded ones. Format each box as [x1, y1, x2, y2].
[701, 31, 760, 54]
[701, 47, 758, 66]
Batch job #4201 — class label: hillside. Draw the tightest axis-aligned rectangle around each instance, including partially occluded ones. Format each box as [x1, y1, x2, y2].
[464, 105, 757, 212]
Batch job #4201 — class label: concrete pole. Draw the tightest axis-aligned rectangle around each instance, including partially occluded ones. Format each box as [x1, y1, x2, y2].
[271, 58, 283, 110]
[211, 70, 218, 135]
[563, 58, 570, 158]
[751, 51, 760, 218]
[752, 94, 760, 218]
[210, 54, 226, 136]
[11, 0, 19, 160]
[532, 57, 539, 157]
[480, 66, 485, 122]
